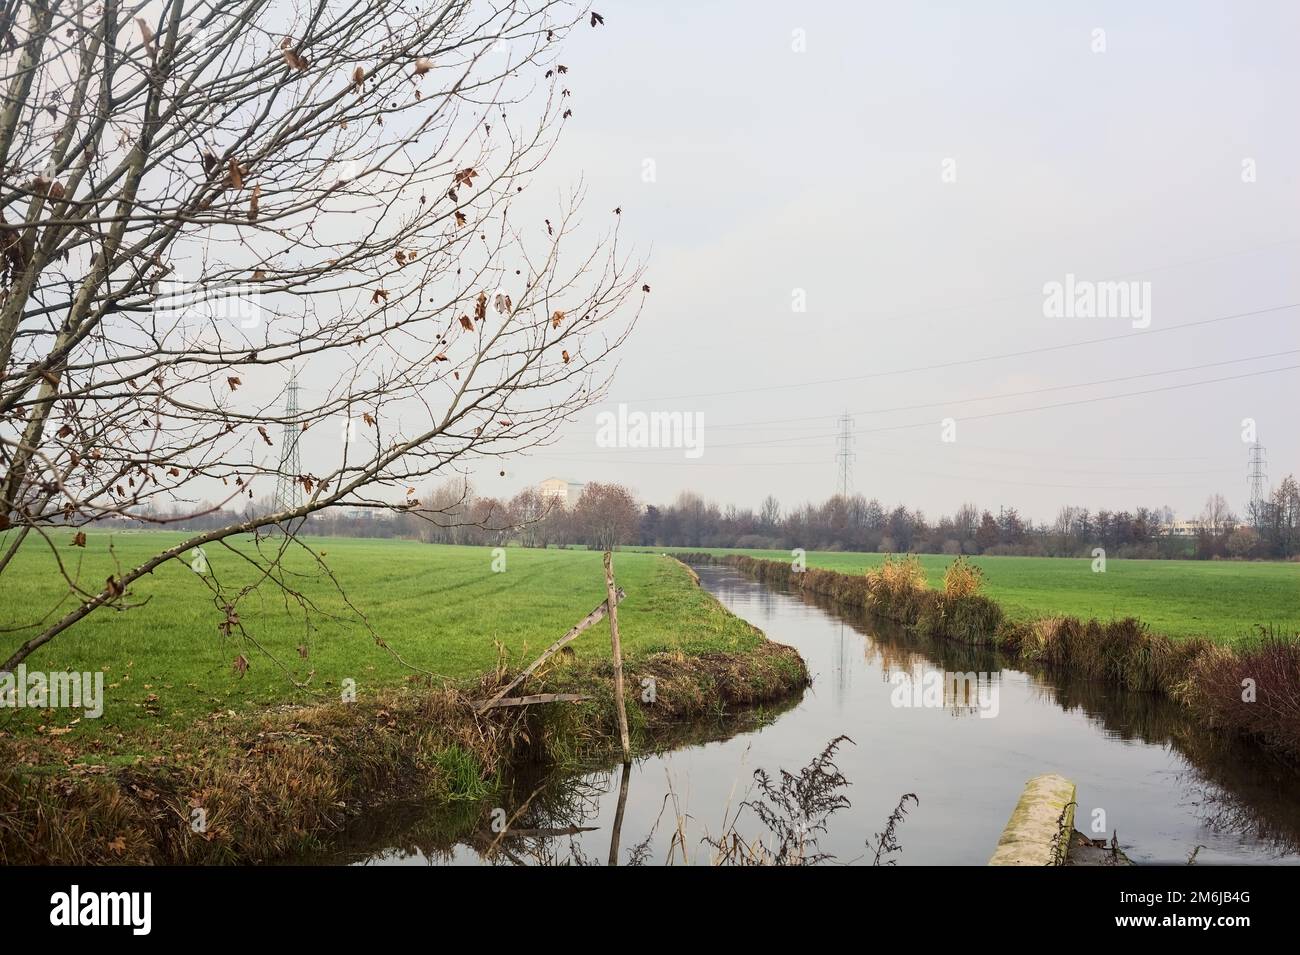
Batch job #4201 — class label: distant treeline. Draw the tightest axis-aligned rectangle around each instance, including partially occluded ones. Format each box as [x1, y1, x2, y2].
[114, 474, 1300, 561]
[633, 478, 1300, 560]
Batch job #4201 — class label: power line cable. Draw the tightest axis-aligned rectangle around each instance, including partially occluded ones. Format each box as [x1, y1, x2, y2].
[699, 363, 1300, 449]
[602, 303, 1299, 404]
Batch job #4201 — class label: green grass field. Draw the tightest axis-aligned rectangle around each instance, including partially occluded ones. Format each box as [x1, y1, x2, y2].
[0, 532, 763, 740]
[633, 546, 1300, 643]
[5, 533, 1296, 747]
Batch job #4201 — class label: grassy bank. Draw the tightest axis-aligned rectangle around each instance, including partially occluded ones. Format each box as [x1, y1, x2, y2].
[0, 537, 808, 863]
[639, 547, 1300, 644]
[1, 534, 784, 745]
[683, 552, 1300, 763]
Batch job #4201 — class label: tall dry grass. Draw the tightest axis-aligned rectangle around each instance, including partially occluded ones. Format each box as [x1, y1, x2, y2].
[866, 554, 929, 619]
[942, 556, 984, 598]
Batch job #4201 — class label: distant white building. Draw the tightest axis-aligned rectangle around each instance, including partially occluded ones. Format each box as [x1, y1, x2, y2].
[339, 507, 391, 522]
[1162, 519, 1211, 537]
[539, 477, 584, 507]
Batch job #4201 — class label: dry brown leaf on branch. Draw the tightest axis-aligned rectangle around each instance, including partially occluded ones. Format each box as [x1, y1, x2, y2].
[454, 210, 467, 228]
[135, 17, 158, 62]
[257, 426, 273, 446]
[551, 310, 564, 329]
[561, 350, 571, 364]
[232, 655, 249, 677]
[370, 288, 388, 304]
[226, 157, 243, 190]
[280, 38, 309, 72]
[72, 532, 86, 547]
[475, 292, 487, 322]
[351, 66, 365, 89]
[247, 184, 260, 221]
[494, 293, 511, 313]
[226, 376, 241, 390]
[362, 412, 375, 426]
[413, 57, 433, 76]
[459, 315, 474, 331]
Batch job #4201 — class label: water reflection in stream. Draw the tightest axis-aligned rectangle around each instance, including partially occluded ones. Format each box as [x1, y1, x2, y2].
[327, 564, 1300, 866]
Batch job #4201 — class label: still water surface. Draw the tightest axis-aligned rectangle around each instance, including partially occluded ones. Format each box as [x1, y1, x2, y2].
[341, 564, 1300, 865]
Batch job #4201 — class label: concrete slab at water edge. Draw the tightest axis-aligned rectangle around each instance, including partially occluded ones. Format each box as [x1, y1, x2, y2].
[989, 774, 1076, 866]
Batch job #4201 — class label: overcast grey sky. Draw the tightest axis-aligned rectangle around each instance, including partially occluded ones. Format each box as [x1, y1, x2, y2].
[466, 0, 1297, 524]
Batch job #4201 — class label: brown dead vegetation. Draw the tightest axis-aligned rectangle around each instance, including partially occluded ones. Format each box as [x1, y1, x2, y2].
[0, 641, 807, 865]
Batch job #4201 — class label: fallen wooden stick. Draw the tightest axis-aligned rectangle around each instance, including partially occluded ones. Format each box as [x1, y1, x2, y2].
[479, 693, 591, 709]
[475, 587, 626, 712]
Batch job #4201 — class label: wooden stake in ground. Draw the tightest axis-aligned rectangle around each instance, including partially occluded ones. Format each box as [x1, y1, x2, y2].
[604, 551, 632, 763]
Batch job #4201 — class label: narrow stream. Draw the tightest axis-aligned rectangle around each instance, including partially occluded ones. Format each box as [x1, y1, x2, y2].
[336, 564, 1300, 866]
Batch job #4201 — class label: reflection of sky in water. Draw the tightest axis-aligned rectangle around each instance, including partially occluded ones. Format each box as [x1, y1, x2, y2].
[359, 566, 1300, 866]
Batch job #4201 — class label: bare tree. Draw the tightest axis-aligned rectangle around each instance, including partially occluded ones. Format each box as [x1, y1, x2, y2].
[1200, 493, 1234, 539]
[571, 480, 636, 551]
[0, 1, 643, 668]
[508, 484, 545, 547]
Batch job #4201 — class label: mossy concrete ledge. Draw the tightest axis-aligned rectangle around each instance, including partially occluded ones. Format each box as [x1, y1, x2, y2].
[988, 774, 1076, 866]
